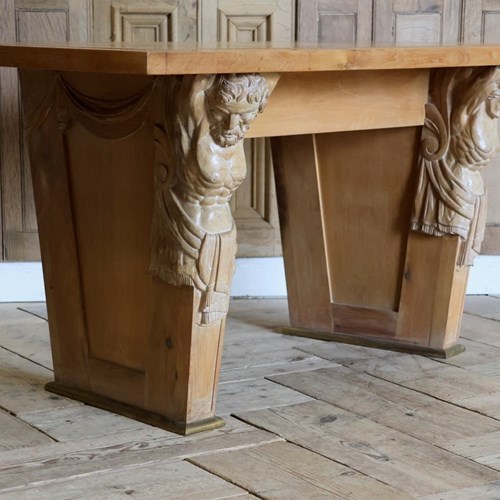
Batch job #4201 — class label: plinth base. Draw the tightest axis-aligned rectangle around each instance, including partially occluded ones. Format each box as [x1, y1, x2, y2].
[45, 382, 225, 435]
[281, 327, 465, 359]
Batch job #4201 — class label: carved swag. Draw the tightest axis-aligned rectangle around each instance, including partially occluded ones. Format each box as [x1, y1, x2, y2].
[150, 74, 277, 325]
[411, 67, 500, 265]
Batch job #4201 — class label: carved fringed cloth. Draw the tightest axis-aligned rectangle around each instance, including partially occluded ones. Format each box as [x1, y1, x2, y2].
[150, 188, 236, 326]
[410, 130, 488, 266]
[411, 67, 499, 266]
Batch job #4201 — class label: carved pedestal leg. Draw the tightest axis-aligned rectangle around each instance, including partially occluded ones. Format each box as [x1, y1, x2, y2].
[19, 69, 278, 434]
[272, 66, 500, 357]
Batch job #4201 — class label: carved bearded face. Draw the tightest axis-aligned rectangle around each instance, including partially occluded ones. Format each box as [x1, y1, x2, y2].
[486, 83, 500, 120]
[206, 74, 269, 148]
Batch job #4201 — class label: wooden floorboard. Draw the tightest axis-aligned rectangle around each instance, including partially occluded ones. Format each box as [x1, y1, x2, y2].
[0, 417, 280, 492]
[0, 408, 53, 451]
[235, 401, 500, 497]
[0, 304, 52, 369]
[266, 366, 500, 447]
[0, 460, 250, 499]
[0, 297, 499, 498]
[190, 441, 410, 499]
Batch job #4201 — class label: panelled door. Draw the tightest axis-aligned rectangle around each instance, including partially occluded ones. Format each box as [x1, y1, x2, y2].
[0, 0, 90, 260]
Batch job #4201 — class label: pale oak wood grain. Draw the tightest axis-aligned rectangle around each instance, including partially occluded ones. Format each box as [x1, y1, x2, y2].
[0, 416, 280, 492]
[2, 43, 500, 75]
[0, 460, 249, 499]
[421, 481, 500, 500]
[0, 408, 53, 451]
[268, 365, 500, 447]
[191, 440, 410, 499]
[0, 346, 79, 415]
[236, 400, 500, 496]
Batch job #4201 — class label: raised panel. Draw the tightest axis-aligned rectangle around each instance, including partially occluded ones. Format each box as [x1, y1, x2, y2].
[93, 1, 196, 44]
[297, 0, 373, 45]
[318, 14, 356, 44]
[463, 0, 500, 43]
[201, 0, 294, 43]
[111, 2, 178, 42]
[483, 12, 500, 42]
[394, 13, 441, 44]
[374, 0, 460, 45]
[16, 10, 69, 42]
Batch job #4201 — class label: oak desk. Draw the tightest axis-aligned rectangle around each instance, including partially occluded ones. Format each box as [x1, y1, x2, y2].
[0, 42, 499, 434]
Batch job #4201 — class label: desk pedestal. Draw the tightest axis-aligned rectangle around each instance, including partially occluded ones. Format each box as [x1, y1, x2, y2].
[272, 130, 467, 358]
[19, 65, 498, 433]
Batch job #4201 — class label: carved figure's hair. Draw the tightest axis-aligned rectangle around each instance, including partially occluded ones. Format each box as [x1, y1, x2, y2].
[450, 67, 500, 163]
[206, 74, 269, 112]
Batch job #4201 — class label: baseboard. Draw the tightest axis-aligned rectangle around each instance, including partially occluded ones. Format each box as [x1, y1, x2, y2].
[0, 255, 498, 302]
[0, 262, 46, 302]
[465, 255, 500, 294]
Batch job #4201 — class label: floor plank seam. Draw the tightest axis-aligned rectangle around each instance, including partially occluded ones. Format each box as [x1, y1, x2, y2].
[0, 431, 285, 493]
[460, 334, 500, 350]
[361, 368, 500, 419]
[232, 413, 412, 498]
[16, 306, 48, 322]
[0, 344, 53, 373]
[264, 371, 500, 478]
[185, 459, 266, 499]
[463, 311, 500, 323]
[1, 410, 61, 445]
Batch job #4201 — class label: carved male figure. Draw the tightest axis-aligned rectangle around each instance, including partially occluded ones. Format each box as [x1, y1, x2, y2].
[412, 67, 500, 265]
[150, 73, 276, 325]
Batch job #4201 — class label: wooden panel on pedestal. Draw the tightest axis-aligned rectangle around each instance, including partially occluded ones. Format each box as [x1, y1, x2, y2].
[463, 0, 500, 255]
[92, 0, 197, 43]
[272, 64, 500, 356]
[315, 127, 420, 313]
[297, 0, 373, 44]
[0, 0, 90, 260]
[19, 66, 278, 433]
[200, 0, 295, 257]
[374, 0, 461, 45]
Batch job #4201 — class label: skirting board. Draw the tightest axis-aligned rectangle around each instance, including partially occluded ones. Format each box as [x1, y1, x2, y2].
[0, 255, 498, 302]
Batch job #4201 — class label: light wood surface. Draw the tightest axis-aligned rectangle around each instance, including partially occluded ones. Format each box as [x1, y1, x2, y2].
[237, 401, 498, 497]
[247, 69, 429, 137]
[1, 42, 500, 74]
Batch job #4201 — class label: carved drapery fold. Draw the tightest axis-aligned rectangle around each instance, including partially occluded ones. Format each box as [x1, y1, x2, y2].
[22, 70, 280, 326]
[150, 73, 279, 325]
[24, 72, 157, 138]
[411, 67, 500, 265]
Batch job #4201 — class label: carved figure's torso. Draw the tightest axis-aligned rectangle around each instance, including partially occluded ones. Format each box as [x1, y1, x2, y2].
[173, 125, 247, 234]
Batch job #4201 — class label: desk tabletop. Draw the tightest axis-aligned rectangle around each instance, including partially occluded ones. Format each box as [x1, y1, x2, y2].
[0, 42, 500, 75]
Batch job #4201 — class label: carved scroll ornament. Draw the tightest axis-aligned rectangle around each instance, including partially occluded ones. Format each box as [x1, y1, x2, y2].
[150, 73, 279, 326]
[411, 67, 500, 266]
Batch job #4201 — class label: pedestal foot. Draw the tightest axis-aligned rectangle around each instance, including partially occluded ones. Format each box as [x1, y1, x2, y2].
[45, 382, 225, 435]
[281, 327, 466, 359]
